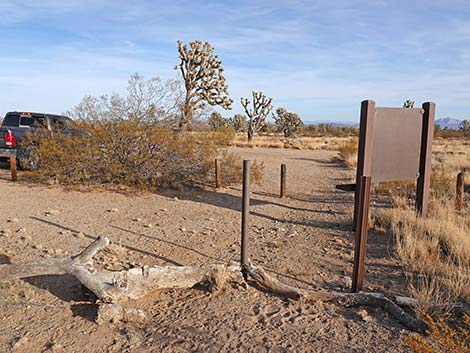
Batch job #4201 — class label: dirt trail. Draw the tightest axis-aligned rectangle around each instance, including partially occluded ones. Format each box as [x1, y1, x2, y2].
[0, 148, 409, 352]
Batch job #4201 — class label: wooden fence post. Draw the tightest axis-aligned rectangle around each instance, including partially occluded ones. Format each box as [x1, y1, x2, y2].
[9, 155, 17, 182]
[351, 176, 371, 293]
[456, 171, 465, 211]
[280, 164, 286, 198]
[215, 158, 222, 189]
[241, 160, 250, 279]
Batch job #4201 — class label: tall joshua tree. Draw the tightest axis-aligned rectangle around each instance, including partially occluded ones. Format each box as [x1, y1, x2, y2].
[241, 91, 272, 142]
[175, 40, 232, 130]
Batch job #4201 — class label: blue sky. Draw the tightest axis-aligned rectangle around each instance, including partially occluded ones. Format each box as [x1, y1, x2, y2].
[1, 0, 469, 122]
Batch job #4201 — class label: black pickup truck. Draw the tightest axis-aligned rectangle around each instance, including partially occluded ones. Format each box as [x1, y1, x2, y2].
[0, 111, 75, 168]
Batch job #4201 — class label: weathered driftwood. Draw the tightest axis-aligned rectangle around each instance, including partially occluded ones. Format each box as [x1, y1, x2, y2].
[69, 263, 244, 303]
[0, 237, 244, 303]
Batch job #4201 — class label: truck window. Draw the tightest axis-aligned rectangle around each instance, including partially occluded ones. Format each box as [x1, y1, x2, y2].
[2, 113, 20, 126]
[20, 115, 46, 127]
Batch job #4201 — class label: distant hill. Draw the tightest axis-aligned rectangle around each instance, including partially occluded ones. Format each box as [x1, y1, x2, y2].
[435, 118, 463, 130]
[304, 120, 359, 128]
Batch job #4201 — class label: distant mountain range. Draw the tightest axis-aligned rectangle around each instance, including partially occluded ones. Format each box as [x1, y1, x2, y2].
[435, 118, 463, 130]
[304, 117, 465, 130]
[304, 120, 359, 128]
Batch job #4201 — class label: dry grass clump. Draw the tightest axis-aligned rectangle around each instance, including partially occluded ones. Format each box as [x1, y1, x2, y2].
[373, 137, 469, 321]
[217, 151, 264, 186]
[333, 138, 358, 168]
[377, 197, 470, 317]
[405, 312, 470, 353]
[21, 120, 247, 190]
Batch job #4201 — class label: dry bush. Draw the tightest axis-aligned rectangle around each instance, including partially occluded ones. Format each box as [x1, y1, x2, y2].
[21, 120, 242, 190]
[300, 124, 358, 138]
[212, 125, 236, 146]
[217, 151, 264, 186]
[374, 136, 469, 317]
[332, 138, 358, 168]
[405, 313, 470, 353]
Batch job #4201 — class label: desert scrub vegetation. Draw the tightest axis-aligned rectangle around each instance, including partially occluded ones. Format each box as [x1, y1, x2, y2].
[373, 139, 470, 318]
[231, 133, 352, 150]
[378, 197, 470, 316]
[20, 120, 261, 191]
[405, 313, 470, 352]
[333, 138, 358, 168]
[217, 150, 264, 187]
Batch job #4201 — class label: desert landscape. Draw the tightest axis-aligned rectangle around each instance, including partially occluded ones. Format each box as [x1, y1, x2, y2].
[0, 136, 467, 352]
[1, 2, 470, 352]
[0, 145, 412, 353]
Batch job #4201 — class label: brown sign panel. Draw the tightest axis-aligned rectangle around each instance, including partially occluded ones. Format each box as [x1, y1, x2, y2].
[371, 107, 424, 183]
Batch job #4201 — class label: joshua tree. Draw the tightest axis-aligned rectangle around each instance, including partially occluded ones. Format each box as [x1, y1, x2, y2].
[403, 99, 415, 108]
[241, 91, 272, 142]
[460, 120, 470, 135]
[273, 107, 303, 137]
[207, 112, 227, 130]
[230, 114, 247, 132]
[175, 40, 232, 130]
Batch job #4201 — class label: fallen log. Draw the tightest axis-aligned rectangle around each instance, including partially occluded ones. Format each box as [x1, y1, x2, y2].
[0, 237, 244, 303]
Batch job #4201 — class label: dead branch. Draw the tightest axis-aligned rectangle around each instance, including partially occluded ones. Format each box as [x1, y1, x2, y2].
[245, 263, 425, 332]
[0, 236, 110, 279]
[246, 263, 335, 301]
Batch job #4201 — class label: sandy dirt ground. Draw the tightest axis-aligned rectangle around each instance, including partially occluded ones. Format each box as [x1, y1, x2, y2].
[0, 147, 410, 352]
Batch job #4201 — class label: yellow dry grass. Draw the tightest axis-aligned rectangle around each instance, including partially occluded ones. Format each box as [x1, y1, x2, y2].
[375, 137, 470, 317]
[231, 133, 351, 151]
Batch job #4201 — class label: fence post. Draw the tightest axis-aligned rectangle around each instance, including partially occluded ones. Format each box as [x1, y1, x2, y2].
[9, 155, 17, 182]
[351, 176, 371, 293]
[241, 160, 250, 279]
[456, 172, 465, 211]
[280, 164, 286, 198]
[215, 158, 222, 189]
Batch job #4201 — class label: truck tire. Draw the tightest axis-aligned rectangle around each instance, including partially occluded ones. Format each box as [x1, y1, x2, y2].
[17, 146, 40, 171]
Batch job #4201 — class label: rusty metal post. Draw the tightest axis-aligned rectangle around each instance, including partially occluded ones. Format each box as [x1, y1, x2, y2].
[416, 102, 435, 216]
[9, 155, 17, 182]
[241, 160, 250, 277]
[351, 176, 371, 293]
[353, 100, 375, 231]
[456, 172, 465, 211]
[215, 158, 222, 189]
[280, 164, 286, 198]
